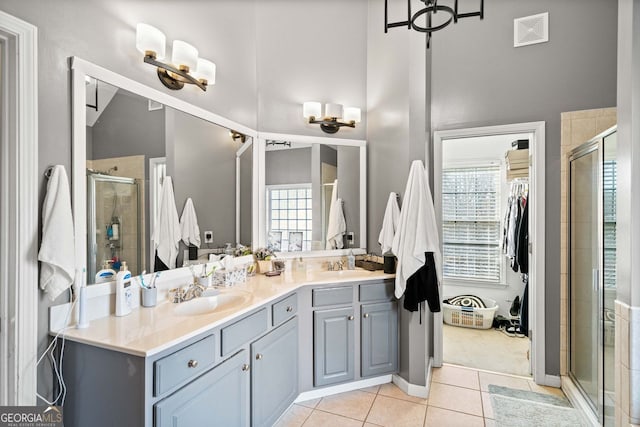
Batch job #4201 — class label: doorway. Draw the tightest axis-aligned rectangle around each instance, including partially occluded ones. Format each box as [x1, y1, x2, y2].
[432, 122, 547, 385]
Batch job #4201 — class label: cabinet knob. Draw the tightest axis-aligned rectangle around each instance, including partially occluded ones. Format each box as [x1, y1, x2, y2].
[187, 359, 198, 368]
[256, 353, 263, 360]
[348, 315, 354, 321]
[242, 364, 250, 371]
[286, 306, 293, 312]
[363, 313, 369, 318]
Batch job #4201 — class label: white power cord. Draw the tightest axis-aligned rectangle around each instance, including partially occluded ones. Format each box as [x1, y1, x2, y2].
[36, 287, 76, 406]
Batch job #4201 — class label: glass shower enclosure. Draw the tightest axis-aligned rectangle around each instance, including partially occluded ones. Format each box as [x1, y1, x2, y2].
[568, 126, 616, 426]
[87, 172, 141, 281]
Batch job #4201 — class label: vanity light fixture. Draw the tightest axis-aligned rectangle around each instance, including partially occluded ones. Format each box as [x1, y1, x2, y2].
[384, 0, 484, 48]
[136, 23, 216, 92]
[230, 130, 246, 143]
[302, 102, 361, 134]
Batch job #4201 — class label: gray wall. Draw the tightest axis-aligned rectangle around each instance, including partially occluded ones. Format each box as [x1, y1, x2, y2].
[239, 143, 253, 247]
[265, 148, 312, 186]
[430, 0, 618, 375]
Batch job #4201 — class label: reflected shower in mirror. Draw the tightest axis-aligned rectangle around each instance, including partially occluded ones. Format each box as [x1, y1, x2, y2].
[85, 78, 252, 283]
[264, 140, 360, 252]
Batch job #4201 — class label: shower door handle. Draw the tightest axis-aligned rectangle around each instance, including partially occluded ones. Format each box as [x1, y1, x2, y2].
[592, 268, 599, 294]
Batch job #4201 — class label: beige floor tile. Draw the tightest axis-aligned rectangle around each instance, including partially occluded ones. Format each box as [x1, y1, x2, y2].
[316, 390, 376, 421]
[481, 392, 493, 419]
[484, 419, 496, 427]
[378, 383, 428, 404]
[366, 395, 427, 427]
[432, 364, 480, 390]
[298, 398, 322, 409]
[303, 410, 363, 427]
[427, 382, 483, 416]
[424, 406, 484, 427]
[478, 371, 531, 392]
[527, 381, 566, 398]
[274, 404, 313, 427]
[360, 385, 380, 394]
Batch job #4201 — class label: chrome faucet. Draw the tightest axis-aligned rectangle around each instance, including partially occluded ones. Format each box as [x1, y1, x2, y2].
[328, 260, 345, 271]
[169, 281, 206, 303]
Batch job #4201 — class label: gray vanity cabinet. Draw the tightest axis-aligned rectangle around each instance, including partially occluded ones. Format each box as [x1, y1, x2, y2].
[155, 349, 250, 427]
[250, 317, 299, 427]
[313, 306, 355, 387]
[361, 301, 398, 378]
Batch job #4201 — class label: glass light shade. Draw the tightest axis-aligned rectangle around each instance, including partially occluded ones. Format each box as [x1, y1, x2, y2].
[194, 59, 216, 84]
[303, 102, 322, 119]
[343, 107, 361, 123]
[172, 40, 198, 71]
[136, 23, 166, 59]
[325, 103, 343, 119]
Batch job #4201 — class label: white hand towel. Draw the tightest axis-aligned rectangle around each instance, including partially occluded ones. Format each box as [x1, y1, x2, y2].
[326, 197, 346, 250]
[378, 192, 400, 255]
[391, 161, 441, 299]
[152, 176, 181, 269]
[38, 165, 76, 301]
[180, 197, 201, 247]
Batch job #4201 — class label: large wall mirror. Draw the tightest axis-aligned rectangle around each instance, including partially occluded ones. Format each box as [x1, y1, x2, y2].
[72, 58, 257, 286]
[255, 133, 366, 255]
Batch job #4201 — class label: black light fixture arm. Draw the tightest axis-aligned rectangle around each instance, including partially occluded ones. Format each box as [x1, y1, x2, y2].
[143, 55, 207, 91]
[307, 116, 356, 134]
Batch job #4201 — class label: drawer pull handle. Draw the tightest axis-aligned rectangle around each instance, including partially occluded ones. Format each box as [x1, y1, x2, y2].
[256, 353, 263, 360]
[242, 364, 250, 371]
[187, 359, 198, 368]
[348, 315, 354, 321]
[286, 306, 293, 312]
[363, 313, 369, 318]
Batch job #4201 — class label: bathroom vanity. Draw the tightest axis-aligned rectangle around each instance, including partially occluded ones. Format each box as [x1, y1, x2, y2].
[59, 269, 397, 427]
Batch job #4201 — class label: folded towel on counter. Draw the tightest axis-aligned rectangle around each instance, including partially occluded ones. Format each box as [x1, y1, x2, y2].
[378, 192, 400, 255]
[152, 176, 181, 269]
[180, 197, 201, 247]
[38, 165, 76, 301]
[392, 160, 442, 302]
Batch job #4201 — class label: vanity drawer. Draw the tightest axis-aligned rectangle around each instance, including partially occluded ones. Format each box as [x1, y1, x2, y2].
[154, 334, 216, 397]
[221, 308, 268, 357]
[312, 286, 353, 307]
[359, 281, 395, 302]
[272, 293, 298, 326]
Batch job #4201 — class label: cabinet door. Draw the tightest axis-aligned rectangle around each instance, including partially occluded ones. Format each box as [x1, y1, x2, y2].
[361, 301, 398, 378]
[155, 350, 250, 427]
[314, 307, 355, 387]
[251, 317, 299, 427]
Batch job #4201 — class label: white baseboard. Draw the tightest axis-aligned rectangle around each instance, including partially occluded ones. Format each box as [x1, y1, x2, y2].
[392, 374, 429, 398]
[561, 375, 599, 427]
[294, 375, 392, 402]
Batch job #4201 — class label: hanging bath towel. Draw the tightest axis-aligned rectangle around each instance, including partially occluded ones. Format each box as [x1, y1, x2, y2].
[38, 165, 76, 301]
[378, 192, 400, 255]
[326, 179, 346, 249]
[391, 160, 442, 312]
[152, 176, 181, 269]
[180, 197, 201, 248]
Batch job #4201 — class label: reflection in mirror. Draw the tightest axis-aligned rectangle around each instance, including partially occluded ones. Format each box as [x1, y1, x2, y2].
[264, 141, 360, 252]
[85, 78, 252, 284]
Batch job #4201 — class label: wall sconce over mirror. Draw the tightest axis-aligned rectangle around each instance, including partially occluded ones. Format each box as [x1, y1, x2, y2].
[136, 23, 216, 92]
[303, 101, 361, 134]
[230, 130, 246, 143]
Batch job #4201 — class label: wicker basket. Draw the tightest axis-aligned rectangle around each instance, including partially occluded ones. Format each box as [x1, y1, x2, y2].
[442, 297, 498, 330]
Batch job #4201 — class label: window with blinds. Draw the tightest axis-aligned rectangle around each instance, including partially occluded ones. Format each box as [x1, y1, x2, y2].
[267, 185, 313, 252]
[603, 160, 616, 289]
[442, 165, 502, 283]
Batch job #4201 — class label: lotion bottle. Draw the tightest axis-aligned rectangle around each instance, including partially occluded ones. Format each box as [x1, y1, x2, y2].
[347, 249, 355, 270]
[95, 261, 117, 284]
[115, 263, 133, 316]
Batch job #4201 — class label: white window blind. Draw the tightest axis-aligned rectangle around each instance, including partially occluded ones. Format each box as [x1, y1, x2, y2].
[267, 185, 313, 251]
[603, 160, 616, 289]
[442, 165, 502, 283]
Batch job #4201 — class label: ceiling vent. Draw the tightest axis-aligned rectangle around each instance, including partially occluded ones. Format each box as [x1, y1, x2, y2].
[514, 12, 549, 47]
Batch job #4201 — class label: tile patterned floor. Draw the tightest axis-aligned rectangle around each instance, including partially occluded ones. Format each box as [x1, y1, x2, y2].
[274, 364, 567, 427]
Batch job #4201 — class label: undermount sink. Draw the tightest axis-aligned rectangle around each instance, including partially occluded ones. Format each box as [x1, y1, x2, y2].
[174, 290, 252, 316]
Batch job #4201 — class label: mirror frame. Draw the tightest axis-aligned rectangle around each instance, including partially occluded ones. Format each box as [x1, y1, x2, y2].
[255, 132, 367, 257]
[71, 57, 258, 289]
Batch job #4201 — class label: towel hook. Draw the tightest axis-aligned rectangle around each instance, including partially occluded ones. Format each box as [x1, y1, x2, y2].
[44, 166, 54, 179]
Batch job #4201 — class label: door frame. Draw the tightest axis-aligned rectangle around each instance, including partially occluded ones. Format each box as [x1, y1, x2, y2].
[0, 11, 38, 405]
[432, 121, 549, 386]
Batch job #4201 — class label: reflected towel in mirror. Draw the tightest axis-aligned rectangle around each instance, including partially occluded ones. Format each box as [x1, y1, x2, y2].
[180, 197, 201, 247]
[38, 165, 76, 301]
[378, 192, 400, 254]
[152, 176, 181, 269]
[326, 198, 346, 250]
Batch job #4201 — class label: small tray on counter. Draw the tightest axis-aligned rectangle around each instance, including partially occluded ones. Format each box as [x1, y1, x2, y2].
[355, 260, 384, 271]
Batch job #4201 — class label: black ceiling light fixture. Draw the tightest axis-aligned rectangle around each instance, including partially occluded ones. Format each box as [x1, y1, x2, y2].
[384, 0, 484, 48]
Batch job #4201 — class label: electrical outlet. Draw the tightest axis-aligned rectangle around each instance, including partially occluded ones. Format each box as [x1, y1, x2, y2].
[346, 232, 355, 242]
[204, 231, 213, 243]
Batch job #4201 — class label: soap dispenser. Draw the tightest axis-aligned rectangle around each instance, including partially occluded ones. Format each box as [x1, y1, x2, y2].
[115, 262, 134, 316]
[347, 249, 355, 270]
[95, 260, 117, 284]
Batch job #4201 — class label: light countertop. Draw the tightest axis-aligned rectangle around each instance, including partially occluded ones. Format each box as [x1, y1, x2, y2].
[57, 268, 394, 358]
